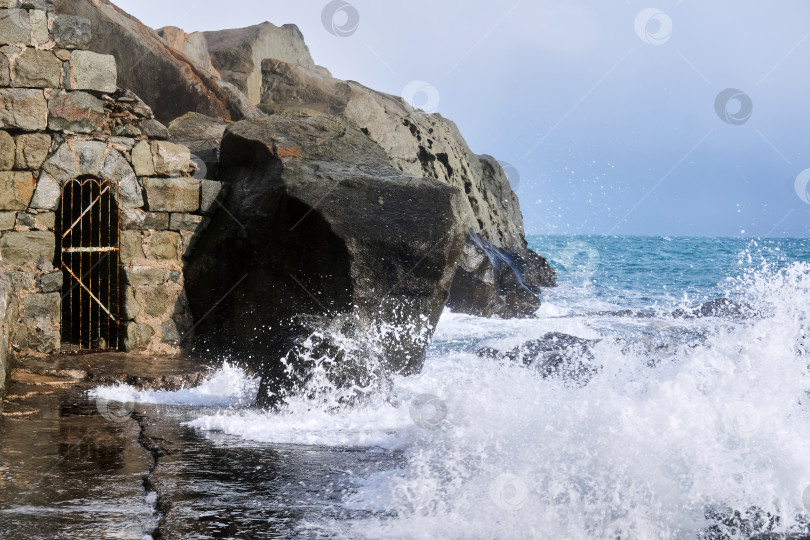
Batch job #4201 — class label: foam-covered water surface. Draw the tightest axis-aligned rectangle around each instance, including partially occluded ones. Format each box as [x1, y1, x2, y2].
[91, 237, 810, 539]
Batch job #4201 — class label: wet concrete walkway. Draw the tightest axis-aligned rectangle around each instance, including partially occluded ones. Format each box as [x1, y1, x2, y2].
[0, 354, 398, 539]
[0, 354, 213, 539]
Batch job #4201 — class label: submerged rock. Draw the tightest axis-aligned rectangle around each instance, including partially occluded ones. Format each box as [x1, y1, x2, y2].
[671, 297, 750, 319]
[478, 332, 600, 385]
[185, 114, 467, 406]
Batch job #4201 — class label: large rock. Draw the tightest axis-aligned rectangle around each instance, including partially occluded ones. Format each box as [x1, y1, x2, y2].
[53, 0, 260, 123]
[204, 22, 317, 105]
[258, 60, 525, 252]
[258, 59, 557, 316]
[448, 232, 556, 319]
[185, 114, 467, 406]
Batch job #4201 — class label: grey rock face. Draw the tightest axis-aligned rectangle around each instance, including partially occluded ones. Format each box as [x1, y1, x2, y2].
[185, 114, 467, 406]
[258, 60, 558, 317]
[204, 22, 316, 105]
[257, 60, 525, 252]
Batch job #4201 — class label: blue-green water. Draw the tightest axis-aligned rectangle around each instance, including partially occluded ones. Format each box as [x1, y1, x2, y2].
[529, 235, 810, 312]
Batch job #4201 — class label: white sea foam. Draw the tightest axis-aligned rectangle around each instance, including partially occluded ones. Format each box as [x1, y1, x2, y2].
[88, 361, 259, 407]
[92, 260, 810, 539]
[192, 262, 810, 539]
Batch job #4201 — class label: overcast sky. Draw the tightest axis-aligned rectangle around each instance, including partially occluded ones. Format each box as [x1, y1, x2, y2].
[116, 0, 810, 238]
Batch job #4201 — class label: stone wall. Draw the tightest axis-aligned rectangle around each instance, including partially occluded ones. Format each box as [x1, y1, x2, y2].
[0, 271, 12, 412]
[0, 0, 216, 357]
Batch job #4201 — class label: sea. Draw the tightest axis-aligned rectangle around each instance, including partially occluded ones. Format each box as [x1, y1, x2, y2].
[90, 235, 810, 539]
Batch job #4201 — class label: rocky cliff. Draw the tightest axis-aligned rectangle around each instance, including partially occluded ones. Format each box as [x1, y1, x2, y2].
[55, 4, 557, 318]
[52, 0, 260, 123]
[1, 0, 556, 406]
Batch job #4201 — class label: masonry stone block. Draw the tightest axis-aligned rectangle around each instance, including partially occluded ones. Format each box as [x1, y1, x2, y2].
[0, 89, 47, 130]
[0, 171, 35, 210]
[14, 132, 50, 169]
[0, 231, 54, 265]
[69, 51, 117, 93]
[143, 178, 199, 212]
[48, 90, 105, 133]
[13, 49, 61, 88]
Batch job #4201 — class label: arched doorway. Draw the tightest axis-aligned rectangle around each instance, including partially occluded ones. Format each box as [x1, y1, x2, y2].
[57, 178, 121, 353]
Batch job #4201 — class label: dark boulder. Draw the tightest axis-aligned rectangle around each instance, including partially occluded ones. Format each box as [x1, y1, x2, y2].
[184, 114, 467, 406]
[448, 231, 555, 319]
[477, 332, 600, 385]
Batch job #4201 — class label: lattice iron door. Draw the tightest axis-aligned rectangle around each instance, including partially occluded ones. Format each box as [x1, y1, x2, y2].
[59, 178, 121, 353]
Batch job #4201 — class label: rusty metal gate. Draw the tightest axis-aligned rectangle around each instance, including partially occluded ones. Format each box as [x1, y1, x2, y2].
[59, 178, 121, 353]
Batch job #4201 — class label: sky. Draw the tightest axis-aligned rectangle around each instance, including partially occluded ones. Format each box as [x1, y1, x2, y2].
[115, 0, 810, 238]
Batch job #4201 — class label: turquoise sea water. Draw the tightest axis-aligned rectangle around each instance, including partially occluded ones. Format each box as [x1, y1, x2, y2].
[529, 235, 810, 312]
